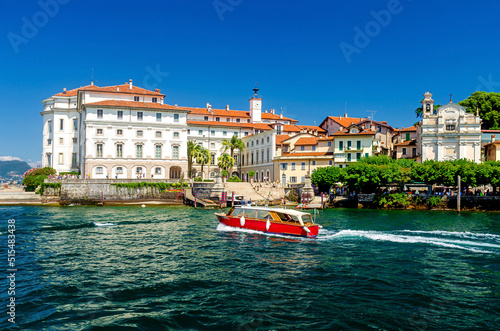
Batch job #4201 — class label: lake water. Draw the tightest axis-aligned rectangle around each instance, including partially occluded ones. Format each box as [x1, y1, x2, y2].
[1, 206, 499, 330]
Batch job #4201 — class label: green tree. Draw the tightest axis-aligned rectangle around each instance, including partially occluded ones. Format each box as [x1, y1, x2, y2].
[221, 135, 245, 175]
[458, 91, 500, 129]
[194, 147, 211, 180]
[217, 153, 235, 175]
[311, 166, 345, 188]
[344, 162, 382, 193]
[22, 167, 56, 192]
[187, 140, 201, 179]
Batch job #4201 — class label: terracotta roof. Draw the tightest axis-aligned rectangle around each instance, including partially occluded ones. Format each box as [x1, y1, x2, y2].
[54, 83, 164, 97]
[84, 100, 186, 110]
[296, 125, 327, 133]
[355, 119, 395, 131]
[281, 152, 334, 157]
[399, 126, 417, 132]
[295, 137, 319, 146]
[483, 140, 500, 147]
[276, 135, 290, 145]
[331, 129, 376, 136]
[187, 120, 272, 131]
[324, 116, 363, 128]
[318, 136, 334, 141]
[282, 124, 301, 132]
[261, 112, 297, 123]
[394, 139, 417, 147]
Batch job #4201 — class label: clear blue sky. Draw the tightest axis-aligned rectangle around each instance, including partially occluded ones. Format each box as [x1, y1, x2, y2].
[1, 0, 499, 166]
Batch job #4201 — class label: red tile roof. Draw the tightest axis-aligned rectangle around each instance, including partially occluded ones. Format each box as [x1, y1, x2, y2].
[295, 137, 319, 146]
[399, 126, 417, 132]
[276, 135, 290, 145]
[54, 83, 165, 97]
[84, 100, 186, 110]
[187, 120, 273, 131]
[296, 125, 327, 133]
[394, 139, 417, 147]
[483, 140, 500, 147]
[326, 116, 364, 128]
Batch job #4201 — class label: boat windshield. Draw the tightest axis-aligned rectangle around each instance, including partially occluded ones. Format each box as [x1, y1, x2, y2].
[275, 212, 301, 224]
[301, 213, 313, 224]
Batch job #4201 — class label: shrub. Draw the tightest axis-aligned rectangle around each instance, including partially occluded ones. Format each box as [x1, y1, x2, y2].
[24, 175, 47, 192]
[194, 177, 203, 182]
[227, 176, 242, 182]
[427, 196, 442, 209]
[248, 170, 255, 178]
[221, 170, 228, 177]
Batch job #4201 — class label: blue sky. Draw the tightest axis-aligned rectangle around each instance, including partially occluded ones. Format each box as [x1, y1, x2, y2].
[1, 0, 499, 165]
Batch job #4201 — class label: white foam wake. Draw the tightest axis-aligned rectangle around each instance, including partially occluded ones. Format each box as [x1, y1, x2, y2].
[318, 229, 500, 254]
[94, 222, 115, 227]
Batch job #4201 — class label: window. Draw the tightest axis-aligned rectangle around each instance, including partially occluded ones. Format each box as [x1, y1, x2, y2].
[365, 153, 369, 158]
[312, 161, 316, 165]
[281, 163, 287, 170]
[291, 162, 296, 170]
[244, 132, 249, 136]
[356, 153, 361, 160]
[155, 167, 161, 174]
[136, 145, 143, 158]
[256, 152, 259, 163]
[137, 112, 143, 121]
[356, 141, 361, 150]
[156, 131, 162, 138]
[72, 138, 77, 144]
[301, 162, 305, 170]
[267, 148, 270, 162]
[211, 143, 215, 148]
[347, 141, 352, 150]
[97, 109, 103, 118]
[204, 116, 209, 121]
[117, 129, 123, 135]
[261, 150, 264, 163]
[328, 141, 332, 147]
[174, 114, 179, 123]
[173, 132, 179, 138]
[136, 167, 143, 174]
[48, 120, 52, 133]
[290, 176, 297, 183]
[236, 118, 241, 123]
[261, 138, 264, 144]
[137, 130, 143, 137]
[60, 119, 64, 131]
[405, 132, 410, 141]
[72, 153, 77, 166]
[211, 130, 215, 136]
[199, 130, 203, 135]
[96, 167, 103, 174]
[116, 167, 123, 174]
[59, 138, 64, 144]
[339, 165, 343, 168]
[402, 147, 407, 155]
[116, 144, 123, 158]
[412, 148, 417, 157]
[58, 153, 64, 165]
[227, 118, 231, 122]
[156, 113, 161, 122]
[446, 125, 456, 131]
[211, 154, 215, 165]
[155, 145, 162, 159]
[187, 129, 190, 134]
[347, 153, 351, 162]
[339, 141, 344, 151]
[47, 154, 51, 167]
[216, 117, 220, 122]
[312, 146, 316, 151]
[301, 146, 305, 151]
[267, 136, 270, 143]
[96, 144, 103, 157]
[234, 132, 238, 136]
[172, 145, 179, 159]
[134, 96, 140, 102]
[117, 111, 123, 119]
[152, 97, 158, 103]
[301, 176, 305, 183]
[47, 139, 52, 145]
[329, 160, 333, 165]
[97, 129, 103, 135]
[73, 119, 77, 131]
[247, 119, 250, 123]
[251, 153, 254, 164]
[223, 131, 227, 136]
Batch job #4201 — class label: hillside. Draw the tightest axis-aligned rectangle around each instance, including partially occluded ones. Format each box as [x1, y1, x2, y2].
[0, 160, 31, 180]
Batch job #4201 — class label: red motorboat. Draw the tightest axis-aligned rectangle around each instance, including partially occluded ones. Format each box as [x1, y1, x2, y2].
[215, 206, 322, 238]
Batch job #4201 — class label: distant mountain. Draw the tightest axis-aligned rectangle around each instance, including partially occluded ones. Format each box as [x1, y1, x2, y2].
[0, 160, 31, 180]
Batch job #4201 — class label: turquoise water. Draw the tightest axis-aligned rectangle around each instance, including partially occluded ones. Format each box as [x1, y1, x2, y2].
[1, 206, 499, 330]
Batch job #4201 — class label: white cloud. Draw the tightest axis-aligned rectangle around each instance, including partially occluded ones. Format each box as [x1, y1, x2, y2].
[0, 156, 23, 162]
[28, 161, 42, 167]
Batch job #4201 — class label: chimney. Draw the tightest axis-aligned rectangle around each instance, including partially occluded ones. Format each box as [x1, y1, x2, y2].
[492, 134, 496, 143]
[63, 87, 67, 95]
[129, 79, 133, 90]
[226, 104, 230, 111]
[344, 112, 348, 117]
[270, 109, 275, 114]
[206, 103, 211, 110]
[371, 124, 375, 131]
[280, 113, 283, 119]
[117, 87, 119, 91]
[155, 88, 160, 93]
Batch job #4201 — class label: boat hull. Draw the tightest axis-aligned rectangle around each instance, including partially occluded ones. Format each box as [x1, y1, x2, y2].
[216, 214, 319, 238]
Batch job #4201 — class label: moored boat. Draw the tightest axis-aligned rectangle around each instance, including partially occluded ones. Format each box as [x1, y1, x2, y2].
[215, 205, 322, 238]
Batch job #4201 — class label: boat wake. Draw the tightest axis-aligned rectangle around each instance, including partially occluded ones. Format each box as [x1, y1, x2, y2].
[93, 222, 115, 227]
[318, 229, 500, 254]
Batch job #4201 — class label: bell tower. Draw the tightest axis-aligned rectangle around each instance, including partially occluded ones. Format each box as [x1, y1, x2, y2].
[422, 91, 434, 118]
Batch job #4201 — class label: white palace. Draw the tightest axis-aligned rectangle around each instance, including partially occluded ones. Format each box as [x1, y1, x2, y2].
[41, 80, 316, 180]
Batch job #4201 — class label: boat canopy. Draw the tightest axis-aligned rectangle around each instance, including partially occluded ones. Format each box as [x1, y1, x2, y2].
[229, 206, 314, 226]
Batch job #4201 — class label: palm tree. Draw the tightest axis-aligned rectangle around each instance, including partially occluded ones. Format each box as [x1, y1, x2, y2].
[187, 140, 201, 179]
[217, 153, 235, 176]
[195, 147, 211, 180]
[221, 135, 245, 175]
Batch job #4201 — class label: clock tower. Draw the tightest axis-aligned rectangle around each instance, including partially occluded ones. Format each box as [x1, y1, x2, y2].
[249, 86, 262, 123]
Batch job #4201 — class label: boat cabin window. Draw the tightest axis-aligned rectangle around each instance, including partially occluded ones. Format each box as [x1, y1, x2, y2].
[256, 210, 272, 220]
[231, 207, 244, 217]
[301, 214, 313, 224]
[276, 212, 300, 223]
